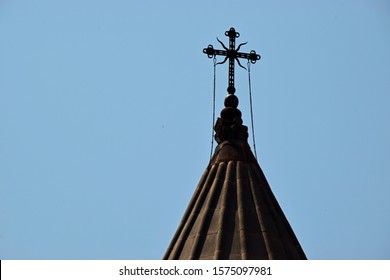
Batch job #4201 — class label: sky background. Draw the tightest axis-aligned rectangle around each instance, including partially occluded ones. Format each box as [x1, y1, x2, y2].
[1, 0, 389, 260]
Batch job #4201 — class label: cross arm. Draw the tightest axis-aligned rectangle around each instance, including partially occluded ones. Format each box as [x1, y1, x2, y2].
[236, 51, 261, 63]
[203, 45, 227, 58]
[203, 45, 261, 64]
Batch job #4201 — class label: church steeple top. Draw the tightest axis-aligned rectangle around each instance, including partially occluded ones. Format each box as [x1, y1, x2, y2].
[203, 28, 261, 144]
[163, 28, 306, 260]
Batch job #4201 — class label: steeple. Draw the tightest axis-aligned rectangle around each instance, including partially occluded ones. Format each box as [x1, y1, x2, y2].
[163, 28, 306, 260]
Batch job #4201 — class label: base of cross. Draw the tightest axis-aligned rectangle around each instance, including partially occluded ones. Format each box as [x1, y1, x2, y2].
[227, 86, 236, 94]
[213, 94, 248, 144]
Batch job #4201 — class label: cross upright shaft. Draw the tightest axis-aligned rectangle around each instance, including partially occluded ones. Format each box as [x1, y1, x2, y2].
[203, 27, 261, 95]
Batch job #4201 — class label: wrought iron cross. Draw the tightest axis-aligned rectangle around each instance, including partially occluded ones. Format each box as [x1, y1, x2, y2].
[203, 27, 261, 94]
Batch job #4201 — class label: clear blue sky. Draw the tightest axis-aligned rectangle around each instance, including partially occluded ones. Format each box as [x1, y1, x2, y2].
[1, 0, 389, 260]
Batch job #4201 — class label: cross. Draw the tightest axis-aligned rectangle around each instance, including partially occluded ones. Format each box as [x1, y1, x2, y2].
[203, 27, 261, 95]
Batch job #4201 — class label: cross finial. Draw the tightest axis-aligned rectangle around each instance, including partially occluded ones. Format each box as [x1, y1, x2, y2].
[203, 27, 261, 95]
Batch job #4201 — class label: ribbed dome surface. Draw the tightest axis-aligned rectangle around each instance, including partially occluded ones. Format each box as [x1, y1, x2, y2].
[163, 140, 306, 260]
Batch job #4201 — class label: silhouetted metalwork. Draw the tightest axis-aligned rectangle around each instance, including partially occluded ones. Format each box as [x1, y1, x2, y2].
[203, 27, 261, 94]
[203, 27, 261, 144]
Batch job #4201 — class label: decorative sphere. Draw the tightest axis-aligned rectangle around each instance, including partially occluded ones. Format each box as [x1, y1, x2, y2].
[224, 94, 239, 108]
